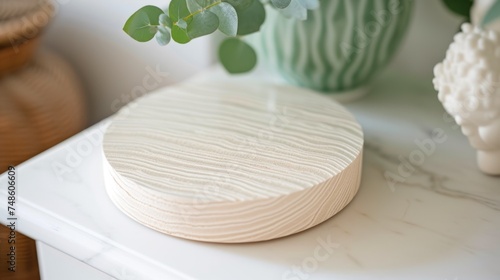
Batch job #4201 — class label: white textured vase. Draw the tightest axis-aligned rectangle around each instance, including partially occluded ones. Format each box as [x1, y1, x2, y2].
[433, 23, 500, 175]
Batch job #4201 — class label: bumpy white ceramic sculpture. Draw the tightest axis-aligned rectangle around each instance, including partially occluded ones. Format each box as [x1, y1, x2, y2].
[433, 23, 500, 175]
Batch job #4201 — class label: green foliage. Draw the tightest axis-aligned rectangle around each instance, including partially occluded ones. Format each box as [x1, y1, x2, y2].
[171, 25, 191, 43]
[159, 14, 172, 28]
[123, 0, 318, 73]
[223, 0, 254, 10]
[441, 0, 500, 28]
[441, 0, 473, 18]
[482, 0, 500, 26]
[123, 6, 164, 42]
[271, 0, 292, 9]
[169, 0, 191, 22]
[279, 0, 319, 20]
[210, 3, 238, 36]
[219, 38, 257, 73]
[187, 11, 219, 38]
[233, 0, 265, 35]
[156, 26, 171, 45]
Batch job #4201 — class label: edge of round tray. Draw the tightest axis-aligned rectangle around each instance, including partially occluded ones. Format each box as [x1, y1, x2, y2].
[102, 82, 364, 243]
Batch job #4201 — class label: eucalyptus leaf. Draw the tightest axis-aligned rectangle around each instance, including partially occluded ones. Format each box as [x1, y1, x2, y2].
[186, 0, 203, 13]
[187, 11, 219, 38]
[159, 13, 172, 28]
[169, 0, 192, 23]
[196, 0, 219, 6]
[123, 6, 164, 42]
[223, 0, 253, 9]
[271, 0, 292, 9]
[210, 2, 238, 36]
[234, 0, 265, 35]
[178, 18, 188, 29]
[279, 0, 318, 20]
[172, 25, 191, 43]
[124, 0, 320, 75]
[156, 26, 171, 45]
[219, 37, 257, 73]
[482, 0, 500, 26]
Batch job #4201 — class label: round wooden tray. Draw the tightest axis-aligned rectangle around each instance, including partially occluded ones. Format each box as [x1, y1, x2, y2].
[102, 82, 364, 243]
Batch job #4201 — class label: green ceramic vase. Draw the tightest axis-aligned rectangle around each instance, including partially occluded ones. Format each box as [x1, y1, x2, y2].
[254, 0, 413, 100]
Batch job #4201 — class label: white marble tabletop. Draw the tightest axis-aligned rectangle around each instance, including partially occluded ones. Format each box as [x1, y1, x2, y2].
[1, 69, 499, 280]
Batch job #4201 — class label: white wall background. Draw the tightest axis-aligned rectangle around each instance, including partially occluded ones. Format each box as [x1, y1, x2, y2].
[42, 0, 216, 125]
[387, 0, 463, 81]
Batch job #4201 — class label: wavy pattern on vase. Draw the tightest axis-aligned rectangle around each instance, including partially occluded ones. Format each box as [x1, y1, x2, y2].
[257, 0, 413, 92]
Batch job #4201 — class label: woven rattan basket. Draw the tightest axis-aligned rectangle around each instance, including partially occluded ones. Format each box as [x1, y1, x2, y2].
[0, 0, 54, 76]
[0, 50, 87, 169]
[0, 49, 87, 280]
[1, 1, 86, 279]
[0, 0, 46, 21]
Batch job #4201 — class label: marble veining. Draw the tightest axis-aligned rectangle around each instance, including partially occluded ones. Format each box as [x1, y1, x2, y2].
[364, 141, 500, 211]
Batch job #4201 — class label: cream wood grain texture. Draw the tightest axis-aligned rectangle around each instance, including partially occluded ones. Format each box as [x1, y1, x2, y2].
[102, 82, 364, 243]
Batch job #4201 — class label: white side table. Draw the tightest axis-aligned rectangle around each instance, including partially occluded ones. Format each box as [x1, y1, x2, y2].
[1, 69, 499, 280]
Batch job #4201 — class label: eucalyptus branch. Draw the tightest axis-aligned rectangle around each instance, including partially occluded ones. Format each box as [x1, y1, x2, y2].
[123, 0, 319, 73]
[181, 1, 223, 23]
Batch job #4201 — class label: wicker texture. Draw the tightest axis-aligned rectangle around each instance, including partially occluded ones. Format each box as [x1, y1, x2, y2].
[0, 0, 53, 76]
[0, 1, 82, 279]
[0, 50, 86, 279]
[0, 36, 40, 76]
[0, 0, 45, 20]
[0, 0, 54, 46]
[0, 50, 87, 170]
